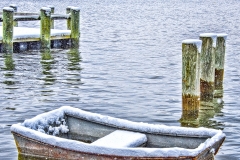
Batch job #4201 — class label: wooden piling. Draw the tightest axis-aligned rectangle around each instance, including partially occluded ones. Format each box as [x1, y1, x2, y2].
[9, 4, 18, 27]
[214, 34, 227, 98]
[70, 7, 80, 48]
[47, 5, 55, 29]
[2, 7, 14, 53]
[181, 39, 202, 121]
[40, 7, 51, 51]
[199, 33, 217, 104]
[66, 6, 73, 30]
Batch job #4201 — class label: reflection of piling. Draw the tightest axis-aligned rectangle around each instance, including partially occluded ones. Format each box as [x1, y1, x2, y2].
[181, 39, 202, 122]
[2, 7, 14, 53]
[199, 33, 217, 106]
[40, 7, 51, 51]
[214, 34, 227, 98]
[40, 50, 56, 85]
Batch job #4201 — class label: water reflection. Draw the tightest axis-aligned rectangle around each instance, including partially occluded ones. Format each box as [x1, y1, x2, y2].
[66, 48, 83, 85]
[180, 88, 224, 128]
[67, 48, 82, 71]
[40, 50, 56, 85]
[3, 53, 15, 86]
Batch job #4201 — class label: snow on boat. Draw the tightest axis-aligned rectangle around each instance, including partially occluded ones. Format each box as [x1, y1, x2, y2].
[11, 106, 225, 160]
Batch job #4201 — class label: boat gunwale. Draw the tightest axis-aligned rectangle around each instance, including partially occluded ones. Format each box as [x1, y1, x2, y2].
[65, 113, 211, 138]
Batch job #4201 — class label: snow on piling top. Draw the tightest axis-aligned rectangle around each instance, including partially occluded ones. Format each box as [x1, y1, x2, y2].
[41, 7, 51, 12]
[217, 33, 228, 41]
[9, 4, 17, 7]
[3, 7, 14, 12]
[71, 7, 80, 11]
[199, 33, 217, 47]
[182, 39, 202, 53]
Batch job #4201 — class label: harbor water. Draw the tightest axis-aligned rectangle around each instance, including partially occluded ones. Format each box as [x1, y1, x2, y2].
[0, 0, 240, 159]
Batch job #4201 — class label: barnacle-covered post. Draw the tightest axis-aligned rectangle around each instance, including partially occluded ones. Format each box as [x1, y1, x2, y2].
[47, 5, 55, 29]
[70, 7, 80, 48]
[214, 34, 227, 99]
[9, 4, 18, 27]
[199, 33, 217, 107]
[40, 7, 51, 51]
[181, 39, 202, 121]
[2, 7, 14, 53]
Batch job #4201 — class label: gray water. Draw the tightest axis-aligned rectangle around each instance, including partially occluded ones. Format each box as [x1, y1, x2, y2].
[0, 0, 240, 159]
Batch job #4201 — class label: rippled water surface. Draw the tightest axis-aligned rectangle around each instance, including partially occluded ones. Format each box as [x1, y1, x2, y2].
[0, 0, 240, 159]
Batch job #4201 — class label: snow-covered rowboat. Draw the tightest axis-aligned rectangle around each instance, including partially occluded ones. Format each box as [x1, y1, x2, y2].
[11, 106, 225, 160]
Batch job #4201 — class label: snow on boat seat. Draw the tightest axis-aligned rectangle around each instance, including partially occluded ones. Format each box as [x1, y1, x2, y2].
[91, 130, 147, 148]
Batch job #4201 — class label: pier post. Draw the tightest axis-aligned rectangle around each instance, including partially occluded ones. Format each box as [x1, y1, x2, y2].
[199, 33, 217, 107]
[70, 7, 80, 48]
[9, 4, 18, 27]
[2, 7, 14, 53]
[214, 34, 227, 98]
[181, 39, 202, 122]
[40, 7, 51, 51]
[47, 5, 55, 29]
[66, 6, 73, 30]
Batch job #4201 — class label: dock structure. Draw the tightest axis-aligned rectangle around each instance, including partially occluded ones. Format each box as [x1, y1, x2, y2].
[0, 5, 80, 53]
[181, 33, 228, 126]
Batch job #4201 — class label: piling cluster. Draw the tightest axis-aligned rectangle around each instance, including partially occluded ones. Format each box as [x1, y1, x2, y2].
[181, 33, 227, 123]
[0, 5, 80, 53]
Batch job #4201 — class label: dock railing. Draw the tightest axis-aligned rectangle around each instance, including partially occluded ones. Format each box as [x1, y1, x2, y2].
[0, 5, 80, 53]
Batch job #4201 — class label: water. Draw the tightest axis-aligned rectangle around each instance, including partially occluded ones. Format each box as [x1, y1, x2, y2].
[0, 0, 240, 159]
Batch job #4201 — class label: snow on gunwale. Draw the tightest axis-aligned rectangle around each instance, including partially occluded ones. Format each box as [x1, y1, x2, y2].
[10, 106, 225, 157]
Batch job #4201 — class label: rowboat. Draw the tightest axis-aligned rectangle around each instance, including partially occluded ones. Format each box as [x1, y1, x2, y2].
[11, 106, 225, 160]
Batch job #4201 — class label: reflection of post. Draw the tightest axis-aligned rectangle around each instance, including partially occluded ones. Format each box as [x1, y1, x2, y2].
[214, 34, 227, 99]
[67, 49, 82, 70]
[41, 50, 55, 85]
[180, 39, 202, 126]
[3, 54, 15, 85]
[199, 33, 217, 108]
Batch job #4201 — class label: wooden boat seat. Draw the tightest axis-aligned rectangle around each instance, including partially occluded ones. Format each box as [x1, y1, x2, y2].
[91, 130, 147, 148]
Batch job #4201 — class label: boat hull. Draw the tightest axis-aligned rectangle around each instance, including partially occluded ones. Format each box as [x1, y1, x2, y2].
[13, 131, 222, 160]
[11, 106, 225, 160]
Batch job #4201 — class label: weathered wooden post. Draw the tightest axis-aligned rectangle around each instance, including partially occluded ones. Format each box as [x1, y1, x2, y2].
[181, 39, 202, 123]
[9, 4, 18, 27]
[2, 7, 14, 53]
[47, 5, 55, 29]
[66, 6, 73, 30]
[199, 33, 217, 107]
[4, 53, 15, 71]
[214, 34, 227, 98]
[70, 7, 80, 48]
[40, 7, 51, 51]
